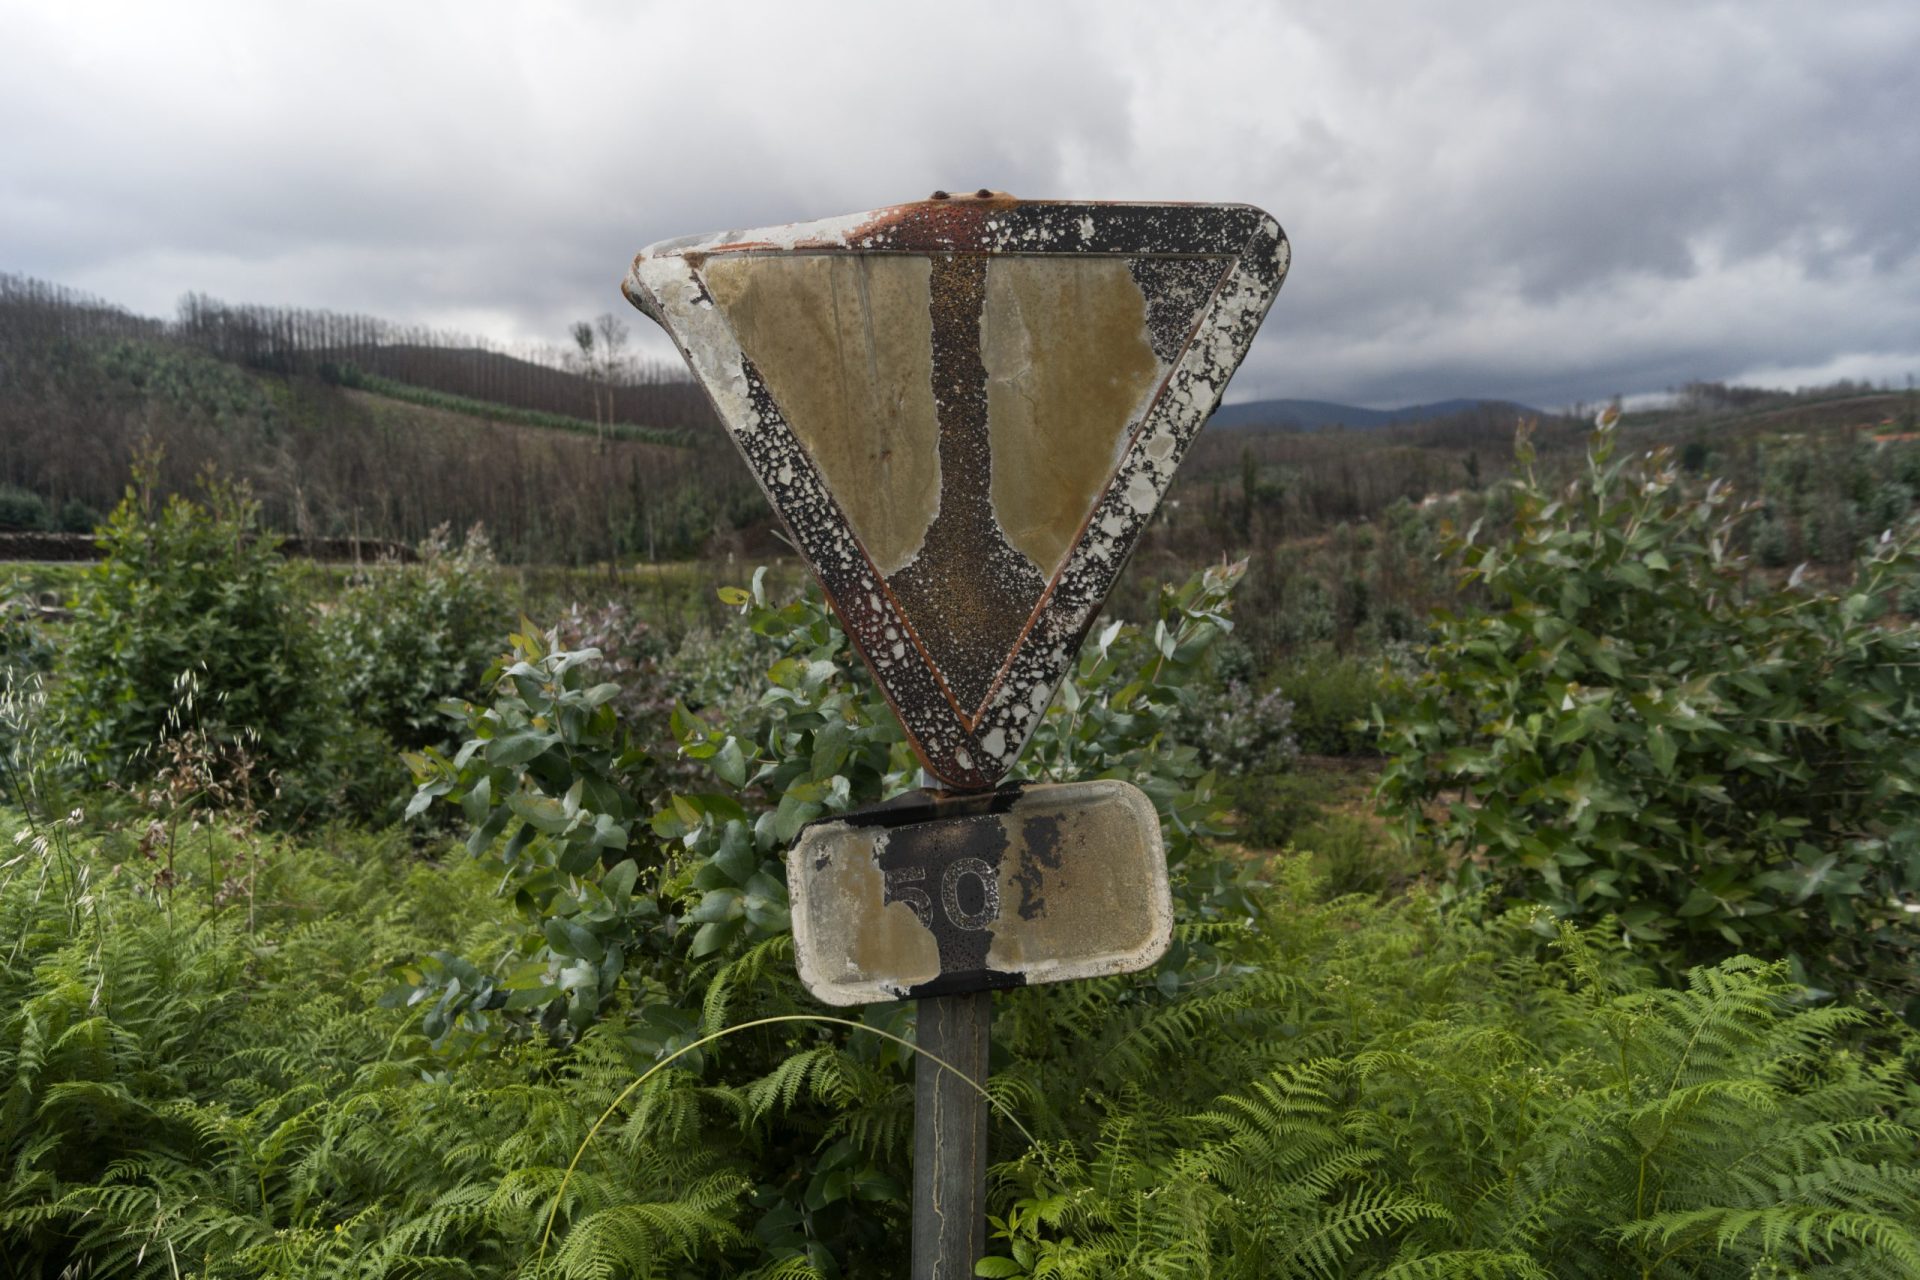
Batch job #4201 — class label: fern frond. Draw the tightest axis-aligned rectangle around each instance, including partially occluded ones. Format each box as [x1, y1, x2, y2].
[544, 1178, 749, 1280]
[1379, 1248, 1552, 1280]
[1616, 1202, 1920, 1273]
[1273, 1184, 1450, 1280]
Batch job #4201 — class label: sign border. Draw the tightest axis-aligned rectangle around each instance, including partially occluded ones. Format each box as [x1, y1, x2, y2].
[626, 199, 1290, 788]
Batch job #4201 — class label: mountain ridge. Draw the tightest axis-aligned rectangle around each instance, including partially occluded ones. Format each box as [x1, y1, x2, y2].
[1209, 396, 1540, 431]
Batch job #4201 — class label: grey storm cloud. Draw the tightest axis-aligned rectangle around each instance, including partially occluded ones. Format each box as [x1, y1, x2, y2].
[2, 0, 1916, 409]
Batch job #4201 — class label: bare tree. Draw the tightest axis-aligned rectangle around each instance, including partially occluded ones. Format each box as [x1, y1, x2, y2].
[594, 312, 630, 422]
[569, 314, 631, 451]
[570, 320, 603, 446]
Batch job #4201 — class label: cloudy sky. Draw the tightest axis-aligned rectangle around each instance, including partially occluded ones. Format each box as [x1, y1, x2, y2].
[4, 0, 1916, 410]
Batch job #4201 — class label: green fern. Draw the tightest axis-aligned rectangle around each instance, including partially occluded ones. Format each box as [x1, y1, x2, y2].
[7, 563, 1920, 1278]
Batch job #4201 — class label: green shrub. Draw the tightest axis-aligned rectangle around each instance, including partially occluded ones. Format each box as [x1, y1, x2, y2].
[0, 592, 51, 679]
[1277, 574, 1337, 647]
[323, 523, 505, 751]
[1295, 809, 1413, 897]
[55, 463, 330, 797]
[1234, 769, 1328, 848]
[1751, 511, 1792, 567]
[403, 619, 659, 1036]
[297, 715, 420, 830]
[56, 497, 103, 533]
[1807, 494, 1860, 563]
[407, 558, 1249, 1044]
[1235, 772, 1429, 898]
[1273, 647, 1387, 756]
[1378, 420, 1920, 1015]
[0, 484, 50, 532]
[392, 562, 1251, 1268]
[1894, 441, 1920, 488]
[552, 599, 684, 783]
[1187, 672, 1298, 779]
[1873, 480, 1915, 530]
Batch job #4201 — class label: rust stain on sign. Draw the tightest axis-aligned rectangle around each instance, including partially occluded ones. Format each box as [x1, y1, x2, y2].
[887, 253, 1043, 719]
[625, 198, 1290, 789]
[787, 780, 1171, 1006]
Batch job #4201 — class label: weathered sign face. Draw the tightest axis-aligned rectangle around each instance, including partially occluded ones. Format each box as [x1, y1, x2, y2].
[786, 779, 1170, 1005]
[625, 195, 1288, 789]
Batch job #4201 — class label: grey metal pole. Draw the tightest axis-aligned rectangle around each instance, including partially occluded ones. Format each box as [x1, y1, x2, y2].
[912, 988, 991, 1277]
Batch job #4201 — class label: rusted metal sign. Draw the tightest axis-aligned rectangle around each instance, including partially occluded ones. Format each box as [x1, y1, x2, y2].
[624, 194, 1289, 790]
[787, 779, 1170, 1005]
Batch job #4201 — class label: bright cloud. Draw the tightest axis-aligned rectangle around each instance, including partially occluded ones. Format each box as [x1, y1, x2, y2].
[2, 0, 1914, 407]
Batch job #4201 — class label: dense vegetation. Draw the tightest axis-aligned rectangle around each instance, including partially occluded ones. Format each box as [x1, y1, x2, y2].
[53, 463, 328, 791]
[7, 810, 1915, 1278]
[1380, 420, 1920, 1018]
[5, 263, 1920, 1274]
[2, 408, 1918, 1276]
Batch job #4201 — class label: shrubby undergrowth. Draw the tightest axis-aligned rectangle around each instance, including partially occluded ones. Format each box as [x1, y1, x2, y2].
[3, 804, 1915, 1276]
[324, 524, 505, 753]
[55, 461, 326, 794]
[38, 462, 509, 827]
[2, 441, 1917, 1276]
[1379, 420, 1920, 1017]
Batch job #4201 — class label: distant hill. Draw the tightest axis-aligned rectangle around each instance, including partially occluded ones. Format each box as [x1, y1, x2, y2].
[336, 343, 717, 438]
[0, 273, 765, 564]
[1209, 397, 1540, 431]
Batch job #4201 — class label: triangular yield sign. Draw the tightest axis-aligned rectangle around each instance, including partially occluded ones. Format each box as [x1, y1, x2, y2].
[625, 195, 1289, 789]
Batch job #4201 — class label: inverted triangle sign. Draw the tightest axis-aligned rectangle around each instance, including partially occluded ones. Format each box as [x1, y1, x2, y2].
[625, 196, 1289, 789]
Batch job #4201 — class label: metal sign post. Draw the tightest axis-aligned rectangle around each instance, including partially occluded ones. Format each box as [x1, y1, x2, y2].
[913, 986, 991, 1274]
[797, 780, 1171, 1275]
[624, 192, 1288, 1276]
